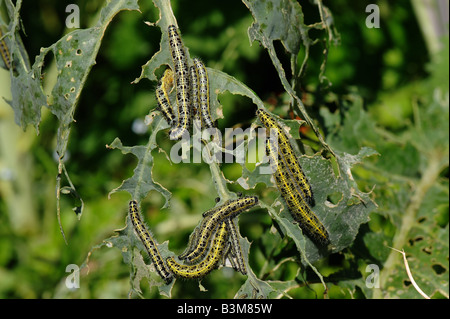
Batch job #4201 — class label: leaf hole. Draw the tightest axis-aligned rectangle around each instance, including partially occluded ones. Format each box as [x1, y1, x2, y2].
[417, 216, 427, 223]
[76, 49, 82, 55]
[408, 236, 424, 246]
[65, 61, 72, 68]
[403, 279, 412, 287]
[64, 93, 70, 100]
[432, 263, 446, 275]
[326, 191, 343, 205]
[70, 87, 76, 93]
[421, 246, 432, 255]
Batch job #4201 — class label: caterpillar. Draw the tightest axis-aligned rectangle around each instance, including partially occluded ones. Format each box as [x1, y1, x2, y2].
[201, 196, 258, 219]
[180, 215, 247, 274]
[222, 241, 239, 271]
[155, 68, 176, 126]
[184, 196, 258, 264]
[177, 219, 202, 260]
[179, 211, 247, 275]
[266, 139, 330, 245]
[189, 65, 200, 121]
[177, 207, 218, 261]
[177, 204, 227, 261]
[128, 200, 173, 284]
[192, 58, 214, 129]
[177, 200, 226, 261]
[167, 25, 190, 140]
[0, 28, 12, 70]
[256, 109, 314, 206]
[225, 218, 247, 275]
[166, 221, 229, 279]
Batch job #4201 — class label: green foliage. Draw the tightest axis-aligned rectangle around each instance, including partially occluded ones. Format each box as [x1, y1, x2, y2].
[323, 85, 449, 298]
[0, 0, 447, 299]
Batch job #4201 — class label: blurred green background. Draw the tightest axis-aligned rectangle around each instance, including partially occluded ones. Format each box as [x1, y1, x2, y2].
[0, 0, 448, 298]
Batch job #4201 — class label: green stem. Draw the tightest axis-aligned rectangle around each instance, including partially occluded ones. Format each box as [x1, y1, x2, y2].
[202, 136, 231, 201]
[265, 43, 335, 159]
[410, 0, 446, 57]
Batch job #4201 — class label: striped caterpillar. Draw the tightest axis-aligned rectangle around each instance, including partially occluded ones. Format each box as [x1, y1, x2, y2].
[166, 221, 229, 279]
[265, 128, 330, 245]
[189, 64, 200, 121]
[192, 58, 214, 129]
[167, 25, 191, 140]
[178, 201, 251, 275]
[257, 109, 329, 245]
[225, 218, 247, 275]
[128, 200, 173, 284]
[153, 25, 217, 143]
[182, 196, 258, 264]
[257, 109, 314, 206]
[0, 28, 13, 71]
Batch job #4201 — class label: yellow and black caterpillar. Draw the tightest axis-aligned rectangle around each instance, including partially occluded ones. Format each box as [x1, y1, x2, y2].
[257, 109, 330, 245]
[128, 200, 173, 284]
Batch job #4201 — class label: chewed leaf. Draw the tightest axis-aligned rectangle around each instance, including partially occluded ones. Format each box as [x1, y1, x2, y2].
[243, 0, 311, 55]
[47, 0, 139, 156]
[98, 220, 174, 297]
[6, 0, 139, 138]
[5, 0, 140, 243]
[235, 229, 307, 299]
[8, 70, 47, 132]
[207, 68, 265, 121]
[278, 153, 374, 262]
[49, 28, 102, 123]
[107, 133, 171, 208]
[235, 240, 279, 299]
[243, 109, 376, 263]
[133, 25, 173, 84]
[2, 3, 45, 132]
[133, 0, 187, 84]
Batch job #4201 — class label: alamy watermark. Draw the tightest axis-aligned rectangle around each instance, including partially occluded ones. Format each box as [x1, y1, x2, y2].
[365, 4, 380, 29]
[65, 264, 80, 289]
[162, 120, 280, 175]
[65, 4, 80, 29]
[365, 264, 380, 288]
